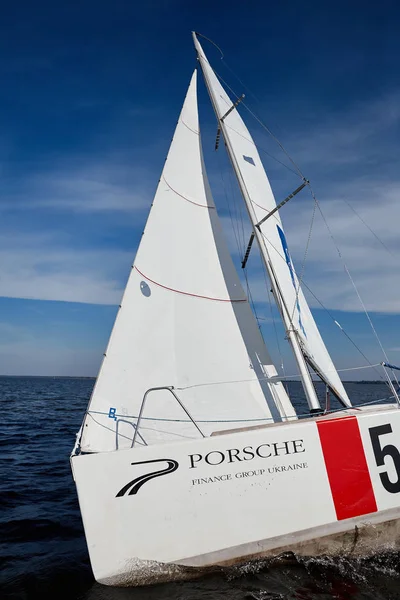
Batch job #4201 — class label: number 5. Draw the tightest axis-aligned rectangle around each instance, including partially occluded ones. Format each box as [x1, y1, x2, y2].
[369, 424, 400, 494]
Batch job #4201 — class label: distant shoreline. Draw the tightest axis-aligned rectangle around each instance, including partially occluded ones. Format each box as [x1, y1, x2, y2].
[0, 375, 388, 383]
[0, 375, 96, 379]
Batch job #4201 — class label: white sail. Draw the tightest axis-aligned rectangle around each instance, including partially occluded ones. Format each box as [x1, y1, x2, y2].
[193, 34, 351, 408]
[80, 71, 296, 454]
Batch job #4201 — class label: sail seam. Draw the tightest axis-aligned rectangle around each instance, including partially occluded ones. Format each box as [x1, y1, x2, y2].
[251, 198, 280, 217]
[134, 266, 247, 303]
[163, 175, 215, 209]
[180, 117, 200, 135]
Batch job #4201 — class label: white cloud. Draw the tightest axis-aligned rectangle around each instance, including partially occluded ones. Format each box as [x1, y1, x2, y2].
[31, 165, 151, 213]
[0, 232, 132, 305]
[2, 161, 153, 214]
[280, 90, 400, 169]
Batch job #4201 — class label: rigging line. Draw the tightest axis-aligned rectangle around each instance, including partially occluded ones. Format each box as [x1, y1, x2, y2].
[243, 104, 303, 178]
[220, 144, 246, 261]
[132, 423, 200, 440]
[223, 121, 300, 177]
[236, 172, 247, 254]
[258, 230, 307, 338]
[212, 66, 305, 180]
[85, 411, 133, 443]
[290, 190, 318, 326]
[267, 274, 289, 391]
[337, 363, 382, 373]
[239, 195, 247, 254]
[258, 248, 287, 380]
[243, 266, 262, 330]
[242, 103, 304, 180]
[216, 149, 242, 258]
[221, 59, 264, 106]
[311, 187, 397, 385]
[242, 257, 277, 376]
[227, 155, 246, 254]
[205, 58, 301, 176]
[227, 154, 242, 252]
[88, 393, 395, 425]
[87, 411, 196, 441]
[299, 278, 385, 382]
[194, 31, 225, 59]
[342, 197, 397, 260]
[174, 362, 383, 390]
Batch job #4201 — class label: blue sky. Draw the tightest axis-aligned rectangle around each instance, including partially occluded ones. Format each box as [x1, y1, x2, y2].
[0, 0, 399, 378]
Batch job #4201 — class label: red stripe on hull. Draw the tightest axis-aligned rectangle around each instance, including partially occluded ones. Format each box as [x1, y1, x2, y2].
[317, 416, 377, 520]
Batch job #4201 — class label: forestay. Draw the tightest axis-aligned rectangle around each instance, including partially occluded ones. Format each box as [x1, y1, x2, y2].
[193, 34, 351, 408]
[80, 71, 296, 454]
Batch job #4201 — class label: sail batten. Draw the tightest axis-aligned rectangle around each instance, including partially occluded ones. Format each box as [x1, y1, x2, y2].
[193, 33, 351, 409]
[80, 70, 296, 453]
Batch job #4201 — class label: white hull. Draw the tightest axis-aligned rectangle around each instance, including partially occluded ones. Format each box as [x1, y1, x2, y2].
[72, 404, 400, 586]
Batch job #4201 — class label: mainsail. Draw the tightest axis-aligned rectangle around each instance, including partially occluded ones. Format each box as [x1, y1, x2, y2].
[80, 70, 296, 453]
[193, 34, 351, 408]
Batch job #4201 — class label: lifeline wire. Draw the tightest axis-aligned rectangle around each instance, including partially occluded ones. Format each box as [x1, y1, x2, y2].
[87, 392, 395, 426]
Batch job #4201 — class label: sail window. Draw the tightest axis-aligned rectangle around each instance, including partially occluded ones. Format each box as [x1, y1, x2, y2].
[140, 281, 151, 297]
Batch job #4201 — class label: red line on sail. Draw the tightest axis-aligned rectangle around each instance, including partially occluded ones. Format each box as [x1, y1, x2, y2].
[317, 416, 377, 520]
[163, 176, 214, 209]
[134, 267, 247, 303]
[180, 118, 200, 135]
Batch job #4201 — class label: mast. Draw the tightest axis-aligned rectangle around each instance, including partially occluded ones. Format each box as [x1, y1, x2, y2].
[193, 32, 321, 412]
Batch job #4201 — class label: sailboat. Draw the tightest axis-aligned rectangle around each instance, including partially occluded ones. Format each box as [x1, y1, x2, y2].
[71, 33, 400, 587]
